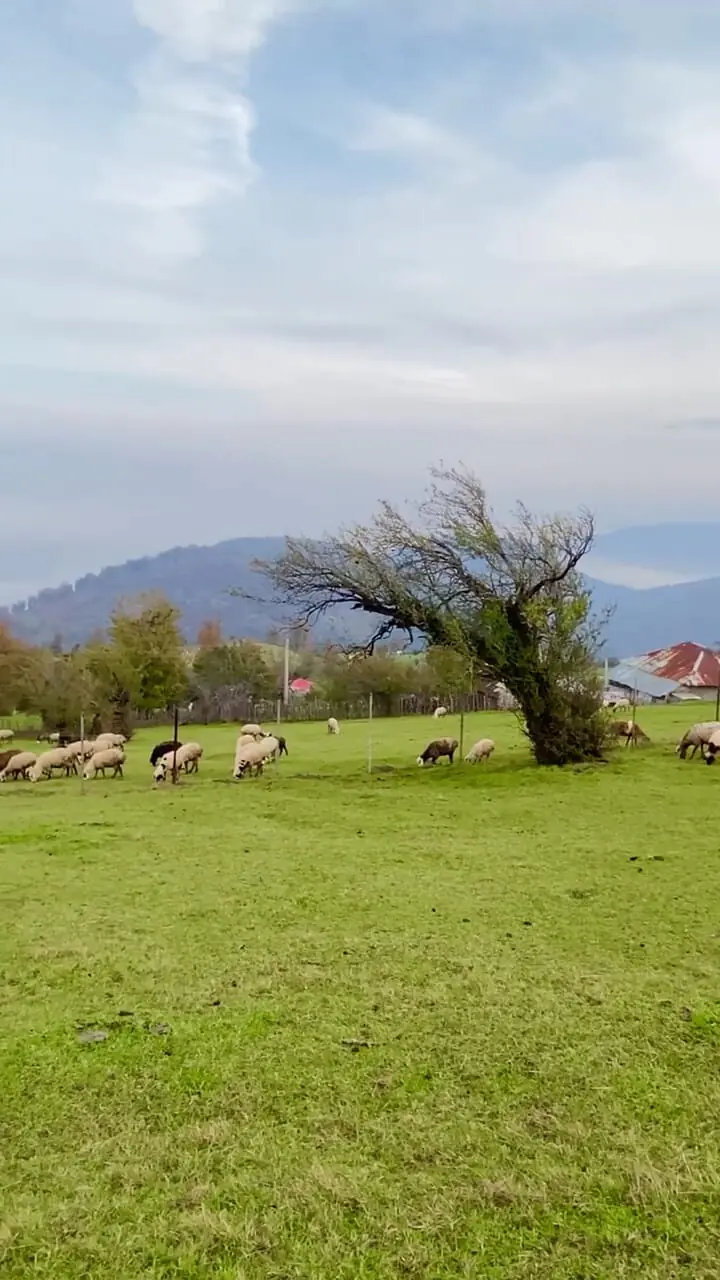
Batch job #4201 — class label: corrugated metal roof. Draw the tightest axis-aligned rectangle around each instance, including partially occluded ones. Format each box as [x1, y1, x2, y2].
[608, 663, 679, 698]
[625, 642, 720, 688]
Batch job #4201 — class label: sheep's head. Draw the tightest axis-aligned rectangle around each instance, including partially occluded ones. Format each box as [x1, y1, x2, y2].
[153, 763, 167, 783]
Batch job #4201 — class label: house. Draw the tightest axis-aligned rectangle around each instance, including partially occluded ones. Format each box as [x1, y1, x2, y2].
[623, 642, 720, 702]
[605, 662, 679, 705]
[289, 677, 313, 696]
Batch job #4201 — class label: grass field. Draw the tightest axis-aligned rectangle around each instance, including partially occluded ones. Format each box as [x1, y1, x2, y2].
[2, 707, 720, 1278]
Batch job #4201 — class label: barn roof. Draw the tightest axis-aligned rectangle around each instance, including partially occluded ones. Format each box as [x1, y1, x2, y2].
[624, 642, 720, 688]
[608, 663, 679, 698]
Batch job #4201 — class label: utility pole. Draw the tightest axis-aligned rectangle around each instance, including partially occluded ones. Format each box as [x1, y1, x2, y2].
[283, 636, 290, 706]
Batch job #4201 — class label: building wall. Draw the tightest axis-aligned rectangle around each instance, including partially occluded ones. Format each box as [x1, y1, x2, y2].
[679, 686, 719, 702]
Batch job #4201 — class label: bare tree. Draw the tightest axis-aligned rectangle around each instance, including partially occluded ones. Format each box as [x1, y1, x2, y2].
[256, 466, 607, 765]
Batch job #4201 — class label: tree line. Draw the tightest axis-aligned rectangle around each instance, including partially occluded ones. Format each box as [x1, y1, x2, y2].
[0, 597, 495, 736]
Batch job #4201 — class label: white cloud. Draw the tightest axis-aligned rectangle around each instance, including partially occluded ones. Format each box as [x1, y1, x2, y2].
[133, 0, 297, 59]
[6, 0, 720, 570]
[99, 0, 302, 257]
[583, 559, 700, 590]
[352, 106, 466, 160]
[99, 54, 256, 257]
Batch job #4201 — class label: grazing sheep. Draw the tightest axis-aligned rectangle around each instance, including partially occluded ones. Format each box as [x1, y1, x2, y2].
[612, 719, 650, 746]
[417, 737, 459, 766]
[327, 717, 340, 735]
[0, 729, 14, 742]
[433, 706, 448, 719]
[29, 747, 77, 782]
[0, 749, 20, 774]
[0, 751, 36, 781]
[676, 722, 720, 760]
[240, 723, 264, 739]
[233, 735, 257, 777]
[65, 740, 96, 764]
[154, 742, 203, 781]
[465, 738, 495, 764]
[83, 747, 125, 780]
[234, 736, 281, 779]
[149, 739, 182, 767]
[94, 733, 126, 749]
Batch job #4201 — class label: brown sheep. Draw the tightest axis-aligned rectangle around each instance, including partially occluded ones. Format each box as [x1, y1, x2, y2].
[612, 719, 650, 746]
[0, 751, 37, 781]
[417, 737, 459, 766]
[0, 749, 20, 774]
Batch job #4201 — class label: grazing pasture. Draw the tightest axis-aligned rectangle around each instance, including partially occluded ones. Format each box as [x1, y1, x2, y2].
[2, 708, 720, 1278]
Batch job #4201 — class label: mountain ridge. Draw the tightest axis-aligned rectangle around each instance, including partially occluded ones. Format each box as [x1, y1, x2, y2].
[2, 531, 719, 658]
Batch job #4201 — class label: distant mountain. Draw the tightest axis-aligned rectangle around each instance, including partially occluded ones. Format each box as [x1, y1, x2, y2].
[1, 531, 719, 657]
[588, 523, 720, 584]
[587, 576, 720, 657]
[0, 538, 374, 650]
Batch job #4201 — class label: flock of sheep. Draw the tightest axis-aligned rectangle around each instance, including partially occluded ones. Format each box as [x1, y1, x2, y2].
[610, 717, 720, 763]
[1, 713, 718, 786]
[0, 733, 126, 783]
[0, 716, 496, 786]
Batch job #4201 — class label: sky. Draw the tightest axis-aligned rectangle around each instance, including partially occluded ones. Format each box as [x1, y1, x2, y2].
[3, 0, 720, 603]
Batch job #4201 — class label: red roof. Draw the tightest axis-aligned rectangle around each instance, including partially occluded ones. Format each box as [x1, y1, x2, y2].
[632, 642, 720, 688]
[289, 677, 313, 694]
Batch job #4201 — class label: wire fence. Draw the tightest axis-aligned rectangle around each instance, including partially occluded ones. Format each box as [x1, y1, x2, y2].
[2, 688, 517, 741]
[136, 687, 509, 729]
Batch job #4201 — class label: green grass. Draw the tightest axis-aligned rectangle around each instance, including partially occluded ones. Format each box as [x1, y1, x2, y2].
[0, 713, 41, 735]
[2, 707, 720, 1278]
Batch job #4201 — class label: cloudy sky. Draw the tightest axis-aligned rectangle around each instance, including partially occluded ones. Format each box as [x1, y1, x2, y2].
[3, 0, 720, 603]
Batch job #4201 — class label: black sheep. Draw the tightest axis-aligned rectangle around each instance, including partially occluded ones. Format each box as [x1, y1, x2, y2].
[150, 740, 183, 767]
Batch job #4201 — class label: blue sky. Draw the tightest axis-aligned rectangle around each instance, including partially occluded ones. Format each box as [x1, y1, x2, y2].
[3, 0, 720, 601]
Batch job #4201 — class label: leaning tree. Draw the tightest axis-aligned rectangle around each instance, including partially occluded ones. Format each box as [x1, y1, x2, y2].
[256, 467, 608, 765]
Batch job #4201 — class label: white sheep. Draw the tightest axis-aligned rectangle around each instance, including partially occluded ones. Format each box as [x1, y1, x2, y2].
[0, 751, 36, 781]
[233, 735, 260, 779]
[154, 742, 203, 781]
[83, 747, 125, 779]
[234, 735, 280, 779]
[240, 723, 264, 739]
[433, 706, 448, 719]
[65, 740, 97, 763]
[94, 733, 126, 749]
[0, 729, 14, 742]
[676, 722, 720, 760]
[29, 747, 77, 782]
[327, 717, 340, 735]
[702, 729, 720, 765]
[465, 738, 495, 764]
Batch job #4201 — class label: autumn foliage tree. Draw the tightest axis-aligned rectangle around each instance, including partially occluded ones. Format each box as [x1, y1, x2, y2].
[197, 619, 223, 650]
[0, 624, 46, 715]
[192, 640, 276, 700]
[259, 466, 607, 765]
